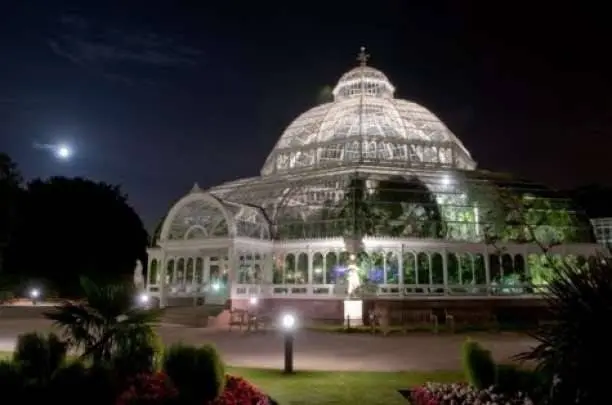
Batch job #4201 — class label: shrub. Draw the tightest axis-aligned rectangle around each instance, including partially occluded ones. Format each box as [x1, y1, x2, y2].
[496, 363, 543, 399]
[50, 362, 91, 405]
[113, 332, 163, 379]
[13, 331, 67, 384]
[163, 343, 225, 403]
[0, 360, 24, 395]
[411, 382, 534, 405]
[516, 258, 612, 404]
[461, 338, 496, 389]
[116, 371, 178, 405]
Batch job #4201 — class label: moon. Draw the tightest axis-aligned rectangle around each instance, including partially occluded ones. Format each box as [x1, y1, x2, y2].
[55, 144, 72, 160]
[33, 142, 74, 160]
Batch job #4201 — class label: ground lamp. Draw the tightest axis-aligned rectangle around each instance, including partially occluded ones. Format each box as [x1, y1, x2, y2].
[138, 293, 149, 307]
[280, 313, 297, 374]
[30, 288, 40, 305]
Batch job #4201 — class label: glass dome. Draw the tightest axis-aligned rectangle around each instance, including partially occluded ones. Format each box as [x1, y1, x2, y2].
[261, 52, 475, 176]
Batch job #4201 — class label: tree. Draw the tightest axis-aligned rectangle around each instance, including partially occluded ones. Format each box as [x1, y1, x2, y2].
[374, 176, 445, 238]
[4, 176, 149, 297]
[336, 176, 377, 238]
[45, 276, 161, 365]
[0, 153, 23, 276]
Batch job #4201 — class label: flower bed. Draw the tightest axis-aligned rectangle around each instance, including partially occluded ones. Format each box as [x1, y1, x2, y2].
[210, 375, 268, 405]
[117, 373, 269, 405]
[411, 382, 534, 405]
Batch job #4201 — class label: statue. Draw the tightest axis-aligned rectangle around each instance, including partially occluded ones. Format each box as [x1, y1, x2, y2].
[133, 259, 145, 290]
[346, 264, 361, 298]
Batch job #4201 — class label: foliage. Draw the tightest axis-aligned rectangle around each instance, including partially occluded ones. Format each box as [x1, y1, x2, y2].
[13, 331, 67, 384]
[0, 153, 23, 273]
[337, 176, 377, 237]
[113, 332, 164, 379]
[411, 382, 534, 405]
[50, 362, 119, 405]
[372, 176, 445, 238]
[45, 276, 161, 365]
[482, 185, 591, 247]
[116, 371, 178, 405]
[461, 338, 496, 389]
[4, 176, 149, 297]
[163, 343, 226, 404]
[0, 359, 24, 395]
[495, 364, 544, 400]
[209, 375, 268, 405]
[515, 258, 612, 404]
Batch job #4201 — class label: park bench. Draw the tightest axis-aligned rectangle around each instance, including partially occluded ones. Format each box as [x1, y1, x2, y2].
[399, 309, 439, 334]
[228, 308, 248, 331]
[444, 309, 497, 333]
[246, 312, 273, 332]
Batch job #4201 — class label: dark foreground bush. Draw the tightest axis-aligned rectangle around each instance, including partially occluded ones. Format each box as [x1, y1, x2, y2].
[461, 338, 496, 389]
[163, 343, 226, 404]
[496, 363, 544, 400]
[13, 331, 67, 384]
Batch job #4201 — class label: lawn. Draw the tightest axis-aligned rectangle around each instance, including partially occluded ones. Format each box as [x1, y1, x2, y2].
[0, 351, 463, 404]
[229, 367, 463, 405]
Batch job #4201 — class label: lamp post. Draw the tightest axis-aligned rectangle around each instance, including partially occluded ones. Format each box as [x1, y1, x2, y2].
[30, 288, 40, 306]
[137, 292, 149, 308]
[280, 313, 296, 374]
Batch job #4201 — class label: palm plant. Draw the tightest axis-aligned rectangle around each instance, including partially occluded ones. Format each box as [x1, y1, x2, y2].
[516, 257, 612, 404]
[45, 276, 161, 365]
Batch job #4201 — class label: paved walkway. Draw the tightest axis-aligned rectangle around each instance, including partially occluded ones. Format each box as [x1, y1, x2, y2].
[0, 319, 535, 371]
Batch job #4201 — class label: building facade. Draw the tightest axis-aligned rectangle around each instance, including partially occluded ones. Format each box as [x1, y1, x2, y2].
[146, 49, 601, 317]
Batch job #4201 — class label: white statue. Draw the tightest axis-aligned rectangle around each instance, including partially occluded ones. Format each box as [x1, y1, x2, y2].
[346, 265, 361, 298]
[133, 259, 145, 290]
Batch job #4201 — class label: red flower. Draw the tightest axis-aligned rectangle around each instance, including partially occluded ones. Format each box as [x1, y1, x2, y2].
[116, 372, 178, 405]
[208, 375, 268, 405]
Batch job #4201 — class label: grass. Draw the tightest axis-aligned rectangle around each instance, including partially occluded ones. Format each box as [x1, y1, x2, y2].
[0, 351, 463, 404]
[227, 367, 464, 405]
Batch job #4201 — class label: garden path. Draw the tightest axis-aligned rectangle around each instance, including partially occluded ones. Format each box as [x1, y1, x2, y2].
[0, 318, 535, 371]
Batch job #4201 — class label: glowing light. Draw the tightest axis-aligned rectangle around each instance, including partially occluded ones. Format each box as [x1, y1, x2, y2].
[55, 144, 72, 160]
[249, 297, 258, 305]
[442, 175, 451, 186]
[281, 313, 296, 330]
[30, 288, 40, 299]
[138, 293, 149, 304]
[212, 282, 221, 291]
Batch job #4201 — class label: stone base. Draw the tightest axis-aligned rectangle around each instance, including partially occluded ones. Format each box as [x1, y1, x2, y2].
[343, 299, 363, 326]
[230, 296, 550, 327]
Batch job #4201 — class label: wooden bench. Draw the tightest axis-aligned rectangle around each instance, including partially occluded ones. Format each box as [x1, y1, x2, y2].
[228, 308, 248, 331]
[445, 309, 497, 332]
[246, 312, 272, 332]
[400, 309, 439, 334]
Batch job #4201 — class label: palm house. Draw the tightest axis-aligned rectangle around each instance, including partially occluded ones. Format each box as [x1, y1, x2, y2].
[146, 49, 600, 318]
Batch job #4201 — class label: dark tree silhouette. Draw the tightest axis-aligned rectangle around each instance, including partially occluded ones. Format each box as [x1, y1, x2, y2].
[374, 176, 445, 238]
[4, 176, 149, 297]
[337, 176, 376, 237]
[0, 153, 24, 276]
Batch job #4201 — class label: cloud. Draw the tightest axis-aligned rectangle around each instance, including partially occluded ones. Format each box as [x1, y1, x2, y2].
[48, 14, 203, 83]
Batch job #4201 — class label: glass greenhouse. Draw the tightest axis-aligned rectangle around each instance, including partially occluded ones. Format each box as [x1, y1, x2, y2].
[146, 49, 600, 307]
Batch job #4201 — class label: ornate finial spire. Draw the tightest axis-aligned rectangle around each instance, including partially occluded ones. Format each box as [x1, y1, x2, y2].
[190, 182, 202, 193]
[357, 46, 370, 67]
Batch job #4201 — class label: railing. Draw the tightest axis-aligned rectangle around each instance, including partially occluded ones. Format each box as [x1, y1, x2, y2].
[230, 282, 545, 299]
[149, 282, 545, 300]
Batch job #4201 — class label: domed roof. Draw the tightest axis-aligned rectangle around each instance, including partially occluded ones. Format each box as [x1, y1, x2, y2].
[261, 48, 476, 176]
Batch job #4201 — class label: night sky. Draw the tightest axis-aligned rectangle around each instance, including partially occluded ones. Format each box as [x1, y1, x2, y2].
[1, 2, 610, 230]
